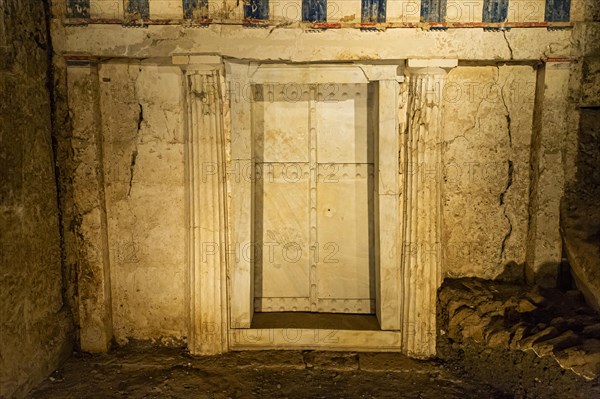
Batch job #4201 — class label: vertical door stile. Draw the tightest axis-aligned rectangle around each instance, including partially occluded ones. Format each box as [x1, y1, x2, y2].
[191, 74, 202, 348]
[250, 84, 258, 314]
[309, 85, 319, 312]
[216, 70, 230, 350]
[226, 62, 254, 329]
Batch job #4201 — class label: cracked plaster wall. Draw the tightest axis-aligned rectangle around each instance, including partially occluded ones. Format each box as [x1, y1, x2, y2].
[442, 65, 535, 279]
[98, 62, 187, 345]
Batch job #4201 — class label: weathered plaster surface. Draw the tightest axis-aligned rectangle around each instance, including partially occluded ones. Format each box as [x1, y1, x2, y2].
[57, 25, 571, 61]
[442, 65, 534, 279]
[98, 62, 187, 344]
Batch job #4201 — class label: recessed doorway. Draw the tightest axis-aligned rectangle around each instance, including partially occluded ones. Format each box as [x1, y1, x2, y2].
[226, 62, 407, 351]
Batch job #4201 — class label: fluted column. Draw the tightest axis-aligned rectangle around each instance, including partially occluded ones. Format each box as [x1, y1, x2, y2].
[186, 68, 229, 355]
[401, 61, 454, 357]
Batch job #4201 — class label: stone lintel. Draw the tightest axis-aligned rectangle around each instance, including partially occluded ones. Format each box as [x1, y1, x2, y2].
[407, 59, 459, 69]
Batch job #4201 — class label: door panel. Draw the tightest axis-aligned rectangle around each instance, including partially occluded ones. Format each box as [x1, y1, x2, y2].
[254, 83, 374, 314]
[316, 84, 369, 164]
[317, 164, 374, 307]
[261, 98, 310, 163]
[257, 163, 310, 299]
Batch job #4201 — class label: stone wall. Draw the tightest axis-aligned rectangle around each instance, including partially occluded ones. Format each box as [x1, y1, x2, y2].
[0, 0, 73, 397]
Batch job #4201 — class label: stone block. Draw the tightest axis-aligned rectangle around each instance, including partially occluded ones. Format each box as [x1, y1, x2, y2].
[582, 323, 600, 339]
[556, 347, 600, 381]
[448, 307, 477, 338]
[524, 290, 546, 306]
[448, 301, 470, 319]
[531, 330, 580, 356]
[550, 316, 568, 330]
[508, 323, 530, 350]
[515, 299, 537, 313]
[487, 329, 512, 349]
[461, 314, 487, 342]
[565, 315, 597, 331]
[477, 301, 504, 317]
[582, 338, 600, 353]
[232, 351, 306, 370]
[518, 326, 560, 350]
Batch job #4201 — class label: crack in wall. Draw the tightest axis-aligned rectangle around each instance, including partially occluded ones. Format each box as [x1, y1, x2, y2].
[502, 30, 514, 61]
[461, 92, 487, 142]
[43, 0, 70, 309]
[136, 102, 144, 130]
[496, 65, 515, 265]
[268, 20, 293, 36]
[497, 67, 513, 146]
[500, 211, 514, 264]
[128, 103, 143, 197]
[499, 160, 514, 206]
[499, 160, 514, 263]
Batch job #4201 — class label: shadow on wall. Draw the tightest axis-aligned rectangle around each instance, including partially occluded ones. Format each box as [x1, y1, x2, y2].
[572, 109, 600, 203]
[493, 261, 570, 290]
[560, 108, 600, 313]
[494, 261, 526, 284]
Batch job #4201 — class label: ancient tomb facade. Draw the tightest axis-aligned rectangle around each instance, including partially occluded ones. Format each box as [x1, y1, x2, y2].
[52, 0, 577, 358]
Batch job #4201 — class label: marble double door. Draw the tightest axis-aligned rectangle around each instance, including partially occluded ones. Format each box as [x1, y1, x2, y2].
[252, 83, 376, 314]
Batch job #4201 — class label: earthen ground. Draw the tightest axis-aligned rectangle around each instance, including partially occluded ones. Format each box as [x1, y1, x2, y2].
[29, 347, 510, 398]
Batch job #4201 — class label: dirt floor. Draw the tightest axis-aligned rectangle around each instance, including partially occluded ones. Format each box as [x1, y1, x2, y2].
[28, 346, 510, 398]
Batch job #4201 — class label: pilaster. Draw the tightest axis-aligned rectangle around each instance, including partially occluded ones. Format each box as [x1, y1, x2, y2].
[401, 60, 455, 357]
[185, 64, 229, 355]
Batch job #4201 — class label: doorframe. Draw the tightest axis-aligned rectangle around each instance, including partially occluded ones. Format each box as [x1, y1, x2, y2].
[184, 58, 451, 357]
[227, 61, 404, 341]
